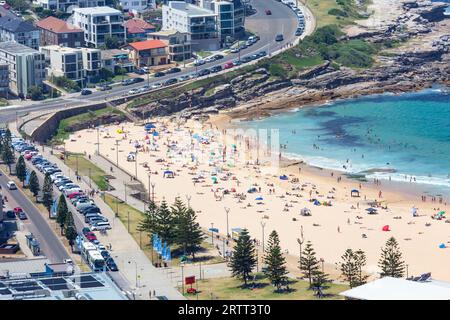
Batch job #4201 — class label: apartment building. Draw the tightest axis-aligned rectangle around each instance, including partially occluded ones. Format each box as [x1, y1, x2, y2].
[119, 0, 153, 14]
[149, 29, 191, 62]
[124, 18, 156, 40]
[80, 47, 102, 81]
[40, 45, 85, 85]
[73, 6, 126, 48]
[0, 16, 40, 50]
[0, 42, 45, 97]
[162, 1, 219, 51]
[33, 0, 106, 12]
[200, 0, 244, 40]
[36, 16, 85, 48]
[101, 48, 134, 73]
[126, 39, 168, 67]
[0, 64, 8, 97]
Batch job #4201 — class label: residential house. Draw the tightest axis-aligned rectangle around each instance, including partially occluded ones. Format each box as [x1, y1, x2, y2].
[101, 48, 135, 73]
[149, 29, 191, 62]
[40, 45, 85, 85]
[0, 16, 40, 50]
[126, 39, 168, 67]
[36, 16, 85, 48]
[124, 18, 156, 40]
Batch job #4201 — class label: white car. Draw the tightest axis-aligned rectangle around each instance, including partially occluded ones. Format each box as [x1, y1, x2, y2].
[50, 173, 64, 182]
[151, 83, 162, 89]
[128, 88, 139, 95]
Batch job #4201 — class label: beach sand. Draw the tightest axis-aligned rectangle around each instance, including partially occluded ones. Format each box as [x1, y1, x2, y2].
[63, 117, 450, 281]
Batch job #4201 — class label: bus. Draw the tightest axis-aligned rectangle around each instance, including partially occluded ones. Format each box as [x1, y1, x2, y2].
[81, 241, 105, 272]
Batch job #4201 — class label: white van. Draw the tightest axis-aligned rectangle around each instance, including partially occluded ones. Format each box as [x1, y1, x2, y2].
[7, 181, 17, 190]
[91, 222, 111, 231]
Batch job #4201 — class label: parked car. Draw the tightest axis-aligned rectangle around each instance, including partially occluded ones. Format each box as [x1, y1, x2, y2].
[230, 47, 240, 53]
[100, 250, 110, 260]
[265, 9, 272, 15]
[151, 83, 162, 89]
[91, 222, 112, 231]
[7, 181, 17, 190]
[18, 212, 27, 220]
[80, 89, 92, 95]
[295, 29, 303, 36]
[128, 88, 139, 95]
[82, 227, 91, 235]
[85, 232, 97, 242]
[224, 61, 234, 69]
[6, 210, 15, 219]
[197, 69, 210, 77]
[13, 207, 23, 214]
[164, 78, 178, 86]
[98, 84, 112, 91]
[194, 59, 205, 66]
[275, 34, 284, 42]
[179, 75, 190, 82]
[258, 51, 267, 57]
[210, 65, 222, 73]
[213, 54, 224, 60]
[154, 71, 165, 77]
[166, 67, 181, 74]
[106, 258, 119, 271]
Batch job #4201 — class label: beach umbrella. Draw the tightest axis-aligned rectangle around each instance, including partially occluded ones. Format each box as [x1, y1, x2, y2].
[382, 225, 390, 232]
[144, 123, 156, 130]
[279, 175, 288, 180]
[439, 243, 446, 249]
[438, 211, 446, 216]
[255, 196, 263, 201]
[153, 131, 159, 137]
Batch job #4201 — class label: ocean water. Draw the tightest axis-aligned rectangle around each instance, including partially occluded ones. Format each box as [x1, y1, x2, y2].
[237, 89, 450, 195]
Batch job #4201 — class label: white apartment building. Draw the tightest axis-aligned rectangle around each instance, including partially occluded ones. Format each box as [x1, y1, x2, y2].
[73, 7, 126, 48]
[200, 0, 245, 40]
[40, 45, 85, 85]
[0, 42, 45, 97]
[162, 1, 219, 51]
[119, 0, 156, 14]
[80, 47, 102, 81]
[33, 0, 106, 12]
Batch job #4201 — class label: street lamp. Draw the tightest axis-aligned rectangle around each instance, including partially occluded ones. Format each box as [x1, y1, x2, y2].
[115, 140, 120, 167]
[320, 258, 324, 272]
[151, 182, 155, 202]
[134, 147, 138, 179]
[148, 173, 152, 204]
[211, 222, 214, 245]
[128, 261, 138, 288]
[96, 127, 100, 155]
[297, 225, 304, 263]
[260, 221, 266, 253]
[186, 195, 191, 208]
[224, 207, 230, 238]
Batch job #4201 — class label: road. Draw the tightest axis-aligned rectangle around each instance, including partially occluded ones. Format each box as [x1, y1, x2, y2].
[0, 0, 301, 123]
[0, 168, 70, 263]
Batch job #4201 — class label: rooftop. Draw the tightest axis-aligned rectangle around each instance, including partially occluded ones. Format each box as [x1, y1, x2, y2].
[0, 41, 40, 55]
[340, 276, 450, 300]
[128, 39, 167, 51]
[0, 272, 128, 300]
[36, 16, 83, 34]
[101, 48, 129, 60]
[0, 16, 37, 33]
[124, 18, 156, 34]
[150, 29, 184, 37]
[167, 1, 217, 17]
[41, 45, 82, 54]
[73, 6, 122, 15]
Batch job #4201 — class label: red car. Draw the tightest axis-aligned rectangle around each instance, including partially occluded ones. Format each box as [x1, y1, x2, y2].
[85, 232, 97, 242]
[13, 207, 23, 214]
[224, 61, 234, 69]
[265, 9, 271, 15]
[25, 153, 33, 160]
[68, 191, 83, 199]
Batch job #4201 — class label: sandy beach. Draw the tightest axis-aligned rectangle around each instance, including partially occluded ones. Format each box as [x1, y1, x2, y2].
[63, 116, 450, 281]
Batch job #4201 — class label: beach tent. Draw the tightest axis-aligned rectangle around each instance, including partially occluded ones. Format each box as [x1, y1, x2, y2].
[144, 123, 156, 131]
[279, 175, 289, 180]
[247, 187, 257, 193]
[300, 208, 311, 216]
[382, 225, 390, 232]
[411, 207, 418, 217]
[439, 243, 446, 249]
[163, 170, 174, 178]
[438, 211, 446, 216]
[351, 189, 360, 197]
[153, 131, 159, 137]
[313, 200, 321, 206]
[366, 208, 378, 214]
[255, 196, 264, 201]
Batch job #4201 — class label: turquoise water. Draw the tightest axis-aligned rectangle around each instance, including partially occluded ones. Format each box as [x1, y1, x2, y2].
[238, 88, 450, 195]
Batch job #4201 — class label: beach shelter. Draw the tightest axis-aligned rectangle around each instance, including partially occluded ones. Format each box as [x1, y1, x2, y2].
[351, 189, 360, 197]
[313, 200, 321, 206]
[163, 170, 174, 178]
[212, 176, 218, 184]
[300, 208, 311, 216]
[411, 207, 418, 217]
[439, 243, 446, 249]
[255, 196, 264, 201]
[247, 187, 257, 193]
[366, 208, 378, 214]
[144, 123, 156, 131]
[279, 175, 289, 180]
[382, 225, 390, 232]
[438, 211, 446, 217]
[153, 131, 159, 137]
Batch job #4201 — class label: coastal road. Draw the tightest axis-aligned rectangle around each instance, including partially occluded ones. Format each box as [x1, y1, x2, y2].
[0, 168, 70, 263]
[0, 0, 302, 123]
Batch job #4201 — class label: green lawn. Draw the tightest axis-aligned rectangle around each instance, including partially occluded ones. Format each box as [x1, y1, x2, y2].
[50, 106, 123, 144]
[112, 74, 131, 82]
[184, 274, 348, 300]
[196, 51, 212, 58]
[306, 0, 370, 28]
[0, 98, 8, 107]
[65, 153, 109, 190]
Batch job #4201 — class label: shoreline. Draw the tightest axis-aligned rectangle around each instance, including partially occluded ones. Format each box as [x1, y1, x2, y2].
[208, 87, 450, 205]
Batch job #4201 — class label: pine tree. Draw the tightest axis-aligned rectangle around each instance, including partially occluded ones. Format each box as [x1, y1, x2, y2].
[229, 228, 256, 286]
[15, 155, 26, 186]
[28, 170, 40, 200]
[312, 269, 330, 298]
[56, 194, 68, 235]
[339, 248, 369, 288]
[176, 206, 204, 260]
[137, 200, 158, 239]
[1, 129, 14, 174]
[65, 224, 77, 252]
[299, 241, 320, 287]
[354, 249, 370, 286]
[264, 230, 288, 291]
[42, 172, 53, 217]
[378, 237, 405, 278]
[154, 199, 176, 245]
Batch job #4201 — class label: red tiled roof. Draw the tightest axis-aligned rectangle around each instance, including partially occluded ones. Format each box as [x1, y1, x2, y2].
[127, 26, 147, 34]
[128, 39, 167, 51]
[36, 16, 83, 33]
[124, 18, 156, 32]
